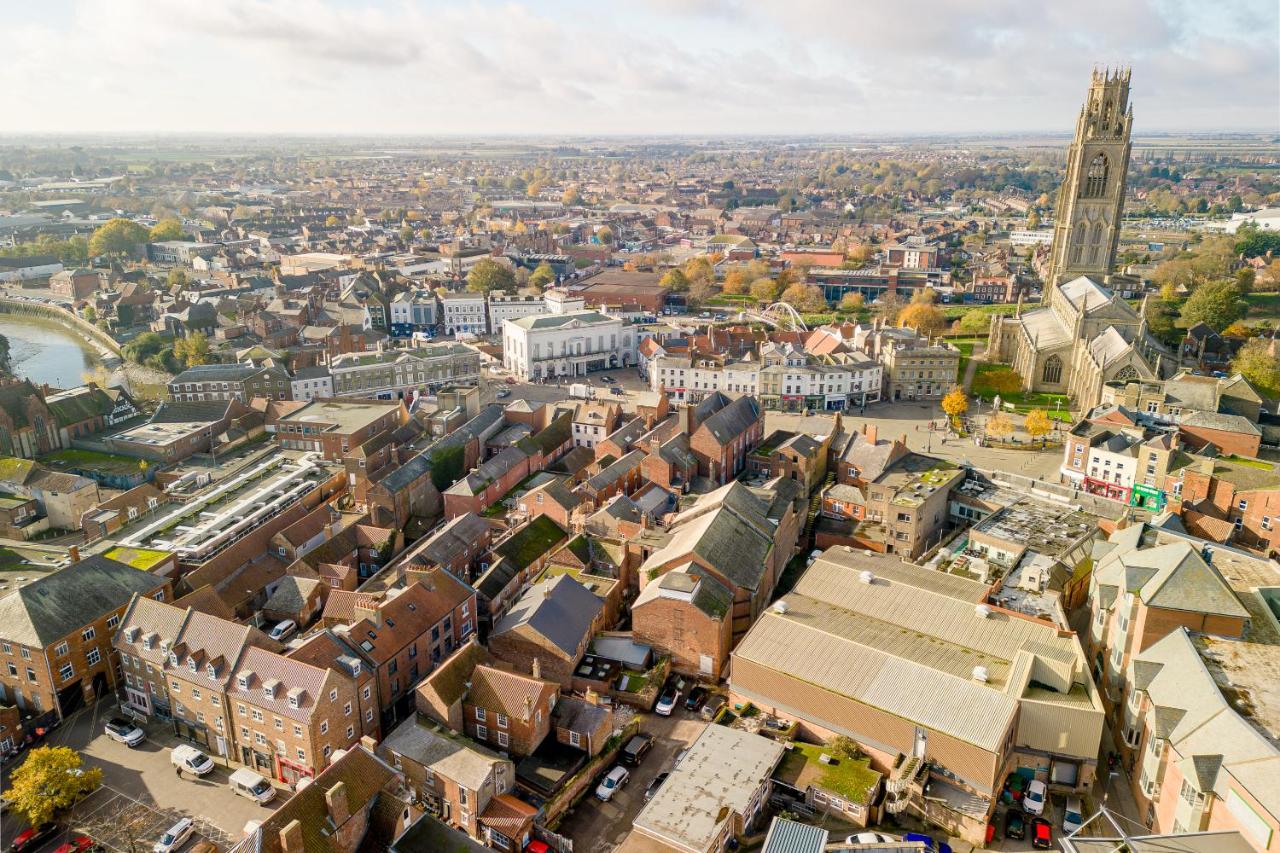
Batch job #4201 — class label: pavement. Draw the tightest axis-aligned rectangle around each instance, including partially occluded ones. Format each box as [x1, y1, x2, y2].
[555, 704, 708, 853]
[1, 697, 277, 853]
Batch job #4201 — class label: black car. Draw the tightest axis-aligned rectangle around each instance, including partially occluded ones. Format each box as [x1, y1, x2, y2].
[644, 771, 670, 802]
[1004, 809, 1027, 840]
[684, 686, 708, 712]
[620, 733, 654, 766]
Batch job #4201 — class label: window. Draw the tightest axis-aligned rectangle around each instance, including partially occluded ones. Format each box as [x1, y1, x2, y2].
[1, 643, 9, 655]
[54, 641, 69, 657]
[297, 748, 306, 762]
[346, 725, 354, 739]
[475, 707, 486, 722]
[1042, 355, 1063, 384]
[476, 724, 488, 740]
[496, 713, 508, 729]
[5, 663, 15, 677]
[86, 648, 101, 667]
[329, 688, 338, 702]
[362, 686, 371, 700]
[1239, 499, 1249, 512]
[1264, 516, 1272, 531]
[251, 709, 263, 722]
[82, 627, 96, 642]
[496, 731, 509, 748]
[255, 732, 267, 745]
[1083, 153, 1109, 198]
[568, 730, 581, 747]
[294, 723, 303, 737]
[26, 668, 35, 682]
[191, 687, 201, 700]
[344, 702, 352, 716]
[275, 717, 284, 731]
[237, 704, 247, 715]
[59, 663, 74, 681]
[320, 720, 328, 735]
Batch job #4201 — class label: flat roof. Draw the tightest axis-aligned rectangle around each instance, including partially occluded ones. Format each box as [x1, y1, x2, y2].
[280, 399, 400, 434]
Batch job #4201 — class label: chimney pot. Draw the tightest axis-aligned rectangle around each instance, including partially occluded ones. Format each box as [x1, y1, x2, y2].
[325, 780, 350, 826]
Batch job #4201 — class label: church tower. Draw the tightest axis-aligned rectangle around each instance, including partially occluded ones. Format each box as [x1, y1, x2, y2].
[1046, 68, 1133, 286]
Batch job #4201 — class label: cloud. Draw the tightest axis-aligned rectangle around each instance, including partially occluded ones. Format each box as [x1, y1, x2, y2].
[0, 0, 1272, 134]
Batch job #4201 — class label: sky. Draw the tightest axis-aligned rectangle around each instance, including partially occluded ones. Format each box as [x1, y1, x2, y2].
[2, 0, 1276, 136]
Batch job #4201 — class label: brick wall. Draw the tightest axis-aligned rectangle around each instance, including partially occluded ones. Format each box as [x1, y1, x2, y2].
[632, 595, 731, 680]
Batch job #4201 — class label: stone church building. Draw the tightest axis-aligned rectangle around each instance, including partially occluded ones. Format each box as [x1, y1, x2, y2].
[988, 68, 1173, 409]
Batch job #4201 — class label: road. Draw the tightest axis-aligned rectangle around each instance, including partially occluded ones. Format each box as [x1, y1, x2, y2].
[1, 697, 276, 853]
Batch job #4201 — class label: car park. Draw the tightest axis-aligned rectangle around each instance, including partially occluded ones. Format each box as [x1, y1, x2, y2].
[1031, 817, 1053, 849]
[10, 825, 59, 852]
[268, 619, 297, 641]
[1004, 810, 1027, 840]
[620, 733, 654, 766]
[496, 389, 511, 398]
[52, 838, 99, 853]
[153, 817, 195, 853]
[1063, 796, 1084, 834]
[644, 771, 669, 802]
[654, 684, 680, 716]
[594, 765, 629, 801]
[684, 686, 707, 711]
[1023, 779, 1047, 815]
[171, 744, 215, 776]
[105, 716, 146, 747]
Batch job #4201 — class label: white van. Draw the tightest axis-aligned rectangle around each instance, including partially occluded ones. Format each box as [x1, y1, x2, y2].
[230, 768, 277, 804]
[170, 744, 215, 776]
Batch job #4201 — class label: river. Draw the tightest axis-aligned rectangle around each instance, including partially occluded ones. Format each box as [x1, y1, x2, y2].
[0, 315, 100, 389]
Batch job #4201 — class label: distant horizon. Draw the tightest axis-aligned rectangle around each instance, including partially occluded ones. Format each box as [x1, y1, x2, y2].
[3, 1, 1275, 137]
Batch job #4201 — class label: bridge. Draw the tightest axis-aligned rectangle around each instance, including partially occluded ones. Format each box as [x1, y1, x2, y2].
[735, 301, 809, 332]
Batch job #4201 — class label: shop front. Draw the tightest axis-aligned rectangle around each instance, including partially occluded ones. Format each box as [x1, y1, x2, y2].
[1084, 476, 1131, 503]
[1129, 483, 1165, 511]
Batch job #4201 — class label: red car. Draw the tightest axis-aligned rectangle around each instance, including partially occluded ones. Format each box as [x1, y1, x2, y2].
[52, 838, 98, 853]
[10, 824, 59, 852]
[1031, 817, 1053, 850]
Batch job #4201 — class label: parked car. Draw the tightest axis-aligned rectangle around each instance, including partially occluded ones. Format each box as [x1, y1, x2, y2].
[903, 833, 952, 853]
[1031, 817, 1053, 849]
[171, 744, 215, 777]
[846, 833, 898, 844]
[230, 768, 277, 804]
[53, 838, 98, 853]
[1004, 810, 1027, 840]
[105, 717, 146, 747]
[153, 817, 195, 853]
[644, 771, 669, 802]
[701, 695, 726, 720]
[268, 619, 297, 641]
[1063, 796, 1084, 835]
[594, 766, 629, 801]
[10, 825, 59, 853]
[620, 734, 654, 766]
[496, 389, 511, 398]
[1022, 779, 1047, 816]
[654, 685, 680, 716]
[684, 686, 708, 712]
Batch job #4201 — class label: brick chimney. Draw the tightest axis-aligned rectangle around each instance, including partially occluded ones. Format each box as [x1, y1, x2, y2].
[864, 424, 877, 445]
[279, 820, 304, 853]
[69, 545, 81, 563]
[325, 780, 350, 826]
[531, 657, 542, 680]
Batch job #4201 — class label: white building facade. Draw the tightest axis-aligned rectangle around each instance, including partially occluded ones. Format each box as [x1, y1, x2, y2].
[487, 294, 546, 331]
[439, 291, 487, 336]
[502, 311, 633, 380]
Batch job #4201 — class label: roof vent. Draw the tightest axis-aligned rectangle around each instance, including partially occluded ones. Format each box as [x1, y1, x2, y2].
[975, 604, 992, 619]
[818, 753, 834, 764]
[972, 665, 989, 683]
[772, 600, 789, 615]
[859, 570, 875, 585]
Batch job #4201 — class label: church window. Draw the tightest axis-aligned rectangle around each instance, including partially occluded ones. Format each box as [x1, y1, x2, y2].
[1090, 222, 1106, 264]
[1070, 222, 1086, 264]
[1113, 365, 1138, 382]
[1042, 355, 1063, 385]
[1082, 153, 1108, 198]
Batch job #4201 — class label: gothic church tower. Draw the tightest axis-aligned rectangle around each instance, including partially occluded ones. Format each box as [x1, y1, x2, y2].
[1047, 68, 1133, 287]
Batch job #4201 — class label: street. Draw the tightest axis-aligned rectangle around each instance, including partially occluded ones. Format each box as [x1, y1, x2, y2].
[1, 698, 276, 853]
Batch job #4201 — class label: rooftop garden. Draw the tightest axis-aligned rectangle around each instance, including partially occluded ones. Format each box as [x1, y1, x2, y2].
[41, 448, 149, 476]
[104, 546, 172, 571]
[496, 515, 567, 569]
[776, 741, 881, 805]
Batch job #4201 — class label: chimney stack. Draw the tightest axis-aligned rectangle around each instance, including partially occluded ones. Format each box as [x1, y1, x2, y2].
[524, 694, 534, 722]
[865, 424, 877, 445]
[531, 657, 542, 680]
[69, 545, 81, 564]
[325, 780, 350, 826]
[279, 821, 304, 853]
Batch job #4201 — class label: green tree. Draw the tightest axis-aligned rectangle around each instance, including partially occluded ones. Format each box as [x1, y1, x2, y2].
[750, 277, 780, 303]
[779, 283, 827, 313]
[89, 218, 149, 257]
[595, 226, 614, 245]
[528, 262, 556, 289]
[1236, 268, 1256, 294]
[1180, 280, 1245, 332]
[1236, 228, 1280, 259]
[3, 746, 102, 828]
[659, 269, 689, 292]
[173, 332, 210, 367]
[956, 309, 991, 335]
[466, 258, 516, 294]
[399, 225, 414, 243]
[1026, 210, 1041, 229]
[1231, 338, 1280, 398]
[166, 268, 189, 289]
[148, 217, 183, 242]
[82, 305, 97, 322]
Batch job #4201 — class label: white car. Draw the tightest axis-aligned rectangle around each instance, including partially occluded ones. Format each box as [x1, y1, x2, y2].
[594, 765, 629, 801]
[153, 817, 195, 852]
[846, 833, 899, 844]
[268, 619, 297, 641]
[1023, 779, 1047, 816]
[654, 686, 680, 717]
[1063, 795, 1084, 834]
[105, 716, 146, 747]
[171, 744, 215, 777]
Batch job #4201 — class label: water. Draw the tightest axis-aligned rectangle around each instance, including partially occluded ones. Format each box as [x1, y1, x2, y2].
[0, 315, 98, 389]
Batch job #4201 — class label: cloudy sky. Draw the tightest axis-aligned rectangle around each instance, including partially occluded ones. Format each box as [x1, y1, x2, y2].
[4, 0, 1276, 135]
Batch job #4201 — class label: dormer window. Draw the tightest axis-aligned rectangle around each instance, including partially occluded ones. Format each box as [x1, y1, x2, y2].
[143, 637, 154, 650]
[169, 652, 179, 666]
[288, 695, 299, 709]
[188, 658, 198, 672]
[237, 672, 251, 690]
[206, 663, 217, 679]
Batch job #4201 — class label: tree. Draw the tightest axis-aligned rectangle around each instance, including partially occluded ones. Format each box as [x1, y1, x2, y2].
[0, 332, 11, 375]
[683, 257, 714, 292]
[1231, 338, 1280, 398]
[595, 226, 614, 245]
[1236, 268, 1256, 294]
[872, 292, 903, 325]
[897, 301, 946, 337]
[750, 277, 781, 303]
[941, 386, 968, 423]
[148, 217, 183, 242]
[466, 258, 516, 294]
[839, 292, 865, 312]
[1236, 228, 1280, 259]
[1024, 409, 1052, 445]
[660, 269, 689, 292]
[399, 225, 414, 243]
[910, 287, 937, 305]
[89, 218, 149, 257]
[561, 186, 582, 206]
[1222, 321, 1253, 338]
[688, 273, 718, 306]
[1026, 210, 1041, 229]
[324, 215, 341, 227]
[956, 309, 991, 335]
[173, 332, 210, 367]
[780, 283, 827, 314]
[3, 746, 102, 828]
[985, 411, 1014, 441]
[722, 266, 751, 295]
[528, 262, 556, 289]
[1180, 280, 1245, 332]
[827, 735, 861, 760]
[82, 305, 97, 322]
[166, 268, 189, 289]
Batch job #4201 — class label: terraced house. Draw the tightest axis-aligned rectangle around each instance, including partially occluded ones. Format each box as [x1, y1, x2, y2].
[168, 362, 292, 402]
[329, 344, 481, 400]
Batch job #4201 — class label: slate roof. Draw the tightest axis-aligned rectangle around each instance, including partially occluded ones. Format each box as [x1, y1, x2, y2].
[410, 512, 491, 568]
[585, 449, 645, 493]
[641, 482, 776, 593]
[263, 576, 321, 615]
[1181, 410, 1261, 436]
[0, 555, 164, 647]
[45, 386, 116, 427]
[149, 399, 235, 424]
[1093, 537, 1249, 619]
[380, 716, 506, 791]
[491, 574, 603, 658]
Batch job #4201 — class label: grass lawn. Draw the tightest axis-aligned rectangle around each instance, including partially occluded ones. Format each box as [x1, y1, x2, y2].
[775, 742, 881, 805]
[1245, 293, 1280, 319]
[940, 302, 1024, 321]
[41, 448, 146, 476]
[970, 364, 1073, 420]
